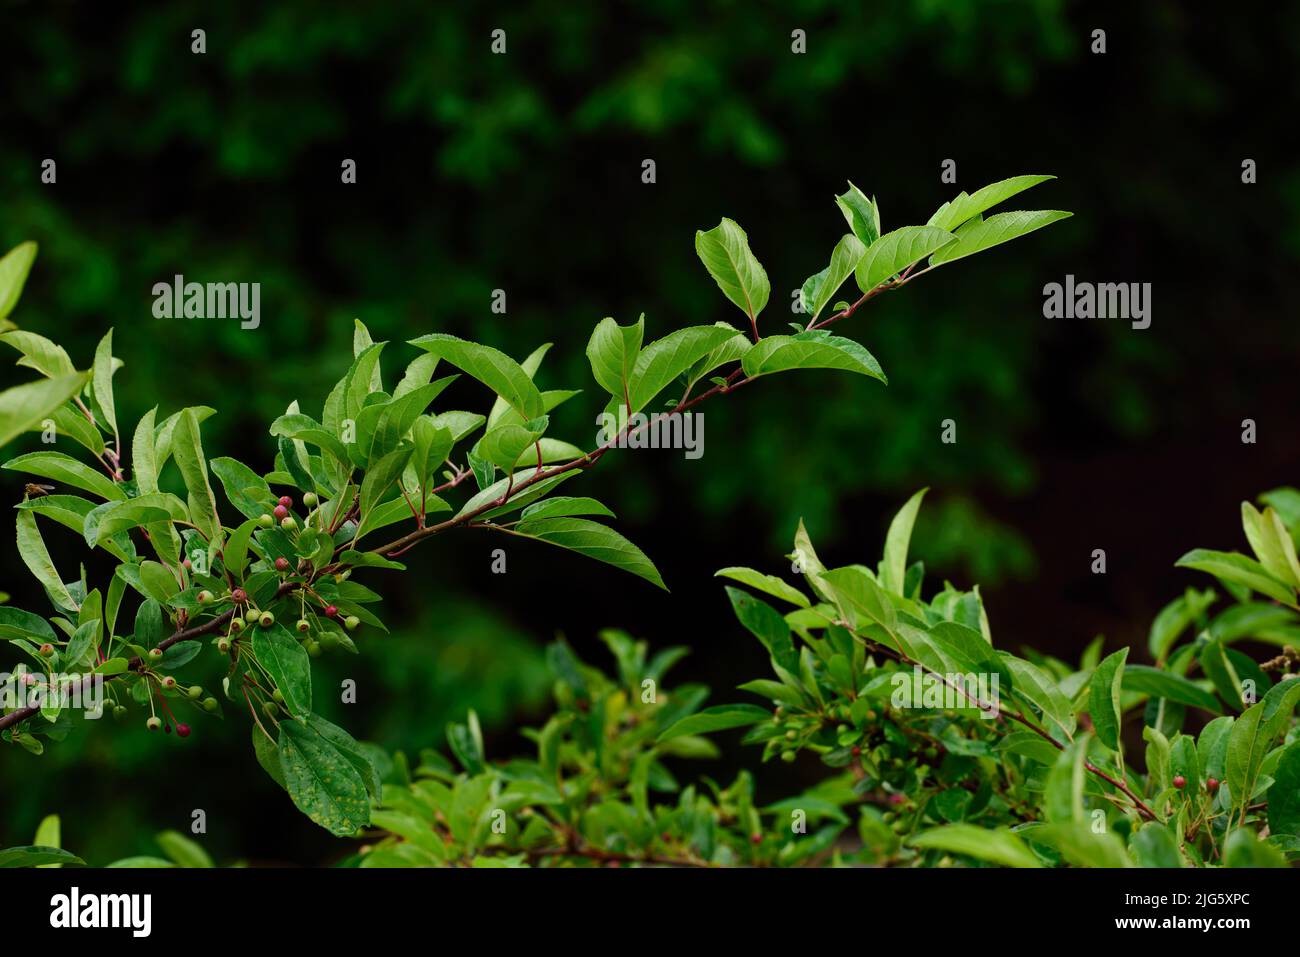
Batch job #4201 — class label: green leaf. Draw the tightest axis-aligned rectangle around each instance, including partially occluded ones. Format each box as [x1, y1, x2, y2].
[0, 241, 38, 321]
[478, 416, 548, 472]
[454, 466, 576, 520]
[0, 846, 84, 868]
[171, 408, 222, 546]
[881, 488, 927, 596]
[1003, 655, 1076, 740]
[90, 329, 118, 439]
[834, 182, 881, 247]
[928, 175, 1057, 232]
[4, 450, 123, 502]
[1242, 502, 1300, 589]
[908, 824, 1041, 868]
[800, 233, 866, 322]
[1267, 740, 1300, 836]
[131, 407, 160, 494]
[1177, 548, 1296, 606]
[155, 830, 214, 868]
[357, 447, 414, 535]
[408, 334, 544, 420]
[1130, 822, 1183, 868]
[210, 457, 276, 521]
[224, 519, 257, 580]
[83, 494, 182, 549]
[657, 704, 770, 743]
[741, 331, 886, 383]
[1122, 665, 1222, 714]
[0, 373, 89, 449]
[253, 624, 312, 718]
[714, 567, 809, 608]
[520, 496, 615, 521]
[586, 315, 645, 401]
[695, 218, 770, 324]
[1088, 648, 1129, 752]
[1223, 828, 1287, 867]
[253, 725, 287, 789]
[32, 815, 62, 868]
[16, 508, 77, 612]
[1147, 588, 1216, 662]
[278, 719, 371, 836]
[269, 413, 348, 465]
[625, 325, 741, 413]
[855, 226, 955, 293]
[308, 714, 382, 799]
[1, 328, 76, 378]
[1197, 715, 1235, 781]
[0, 605, 57, 642]
[510, 516, 666, 590]
[725, 586, 798, 673]
[1226, 700, 1269, 811]
[929, 210, 1072, 267]
[445, 711, 486, 775]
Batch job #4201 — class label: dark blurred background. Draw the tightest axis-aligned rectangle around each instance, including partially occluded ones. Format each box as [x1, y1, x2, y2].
[2, 0, 1298, 864]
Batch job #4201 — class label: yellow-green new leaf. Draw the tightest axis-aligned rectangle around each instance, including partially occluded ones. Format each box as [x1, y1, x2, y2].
[695, 218, 770, 325]
[0, 241, 38, 321]
[929, 210, 1072, 267]
[0, 373, 89, 449]
[171, 408, 222, 546]
[855, 226, 955, 293]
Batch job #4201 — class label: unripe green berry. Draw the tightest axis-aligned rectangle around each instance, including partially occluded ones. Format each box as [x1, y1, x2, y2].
[344, 615, 360, 631]
[230, 617, 245, 633]
[259, 611, 275, 628]
[161, 676, 177, 689]
[296, 619, 311, 634]
[272, 689, 285, 705]
[217, 637, 232, 654]
[280, 516, 295, 530]
[113, 705, 127, 719]
[39, 642, 55, 658]
[258, 513, 274, 527]
[148, 648, 164, 662]
[146, 716, 162, 732]
[263, 701, 278, 719]
[780, 750, 797, 763]
[306, 640, 322, 658]
[303, 491, 318, 507]
[197, 589, 214, 604]
[202, 696, 219, 713]
[187, 685, 203, 700]
[784, 729, 797, 741]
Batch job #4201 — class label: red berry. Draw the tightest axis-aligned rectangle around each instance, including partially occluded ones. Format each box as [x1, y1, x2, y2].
[231, 588, 247, 603]
[1173, 775, 1187, 789]
[182, 558, 192, 570]
[750, 833, 762, 845]
[273, 504, 288, 520]
[176, 723, 191, 738]
[851, 745, 862, 757]
[1207, 777, 1220, 792]
[278, 496, 293, 508]
[888, 793, 906, 806]
[324, 605, 339, 618]
[275, 557, 290, 572]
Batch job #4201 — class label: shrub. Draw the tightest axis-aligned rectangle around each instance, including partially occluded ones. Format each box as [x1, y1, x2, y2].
[360, 490, 1300, 867]
[0, 176, 1072, 855]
